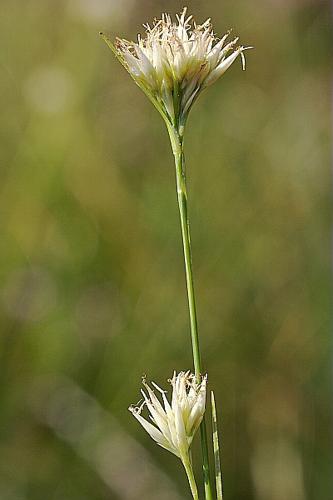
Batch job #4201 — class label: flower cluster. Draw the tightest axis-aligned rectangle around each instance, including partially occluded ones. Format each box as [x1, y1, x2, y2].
[101, 8, 251, 127]
[129, 371, 207, 459]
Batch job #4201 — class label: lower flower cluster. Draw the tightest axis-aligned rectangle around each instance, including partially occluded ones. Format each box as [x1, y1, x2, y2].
[129, 371, 207, 460]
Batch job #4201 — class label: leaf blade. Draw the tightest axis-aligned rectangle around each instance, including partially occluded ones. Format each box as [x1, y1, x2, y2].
[211, 391, 223, 500]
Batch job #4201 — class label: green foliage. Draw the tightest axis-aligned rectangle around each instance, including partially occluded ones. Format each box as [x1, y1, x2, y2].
[211, 391, 223, 500]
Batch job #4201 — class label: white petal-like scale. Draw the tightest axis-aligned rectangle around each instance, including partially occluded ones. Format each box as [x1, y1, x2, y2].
[203, 47, 244, 88]
[186, 376, 207, 435]
[130, 407, 170, 448]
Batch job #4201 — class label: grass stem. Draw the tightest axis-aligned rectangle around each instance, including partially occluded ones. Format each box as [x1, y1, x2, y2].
[168, 124, 214, 500]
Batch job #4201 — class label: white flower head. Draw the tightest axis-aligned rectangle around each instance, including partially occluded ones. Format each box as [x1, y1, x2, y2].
[101, 8, 251, 128]
[129, 371, 207, 459]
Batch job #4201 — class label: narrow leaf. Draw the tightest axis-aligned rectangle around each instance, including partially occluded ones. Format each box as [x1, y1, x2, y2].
[211, 391, 223, 500]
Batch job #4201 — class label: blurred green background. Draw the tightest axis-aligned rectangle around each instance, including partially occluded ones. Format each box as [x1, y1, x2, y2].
[0, 0, 331, 499]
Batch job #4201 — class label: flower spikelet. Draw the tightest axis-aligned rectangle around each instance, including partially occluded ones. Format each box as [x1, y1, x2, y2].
[101, 8, 251, 127]
[129, 371, 207, 459]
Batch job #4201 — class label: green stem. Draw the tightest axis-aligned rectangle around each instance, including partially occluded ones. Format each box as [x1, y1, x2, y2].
[182, 455, 199, 500]
[167, 124, 213, 500]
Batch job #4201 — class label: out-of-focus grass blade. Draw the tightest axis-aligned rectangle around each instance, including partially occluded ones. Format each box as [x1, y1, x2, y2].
[211, 391, 223, 500]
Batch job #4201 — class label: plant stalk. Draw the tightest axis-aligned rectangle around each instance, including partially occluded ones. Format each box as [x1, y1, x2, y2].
[168, 124, 213, 500]
[182, 455, 200, 500]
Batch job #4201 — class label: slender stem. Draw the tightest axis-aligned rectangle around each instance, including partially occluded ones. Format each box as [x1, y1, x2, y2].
[182, 455, 199, 500]
[168, 124, 213, 500]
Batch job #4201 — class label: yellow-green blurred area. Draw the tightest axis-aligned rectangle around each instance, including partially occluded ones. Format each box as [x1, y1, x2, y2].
[0, 0, 331, 499]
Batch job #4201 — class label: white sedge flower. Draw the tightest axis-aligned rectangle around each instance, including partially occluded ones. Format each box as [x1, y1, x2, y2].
[129, 371, 207, 459]
[101, 8, 251, 127]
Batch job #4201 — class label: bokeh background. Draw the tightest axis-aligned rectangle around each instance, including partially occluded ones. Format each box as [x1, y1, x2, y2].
[1, 0, 331, 499]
